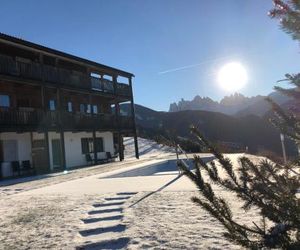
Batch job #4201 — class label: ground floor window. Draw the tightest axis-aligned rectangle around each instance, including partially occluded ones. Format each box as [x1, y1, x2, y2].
[67, 102, 72, 112]
[92, 105, 98, 114]
[0, 94, 10, 107]
[49, 100, 56, 111]
[81, 137, 104, 154]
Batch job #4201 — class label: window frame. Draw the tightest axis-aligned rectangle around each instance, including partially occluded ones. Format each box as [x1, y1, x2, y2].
[92, 105, 98, 114]
[0, 94, 10, 108]
[81, 137, 104, 154]
[67, 101, 73, 112]
[49, 99, 56, 111]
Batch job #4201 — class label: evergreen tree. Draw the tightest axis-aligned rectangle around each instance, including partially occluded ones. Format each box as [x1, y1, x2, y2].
[178, 1, 300, 248]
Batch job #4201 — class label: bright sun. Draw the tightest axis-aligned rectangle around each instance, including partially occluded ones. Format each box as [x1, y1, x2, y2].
[217, 62, 248, 92]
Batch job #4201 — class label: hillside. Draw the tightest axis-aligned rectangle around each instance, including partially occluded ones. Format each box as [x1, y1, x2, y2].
[121, 104, 296, 155]
[123, 137, 175, 158]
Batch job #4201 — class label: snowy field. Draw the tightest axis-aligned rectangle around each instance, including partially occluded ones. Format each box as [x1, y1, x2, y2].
[0, 137, 262, 249]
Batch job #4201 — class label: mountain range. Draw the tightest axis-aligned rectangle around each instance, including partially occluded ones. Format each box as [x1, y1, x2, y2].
[120, 90, 297, 155]
[121, 102, 296, 156]
[169, 92, 290, 117]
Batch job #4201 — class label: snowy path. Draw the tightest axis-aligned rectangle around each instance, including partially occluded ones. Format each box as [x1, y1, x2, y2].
[77, 192, 137, 249]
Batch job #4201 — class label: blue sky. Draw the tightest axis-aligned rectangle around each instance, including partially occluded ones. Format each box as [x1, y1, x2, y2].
[0, 0, 299, 111]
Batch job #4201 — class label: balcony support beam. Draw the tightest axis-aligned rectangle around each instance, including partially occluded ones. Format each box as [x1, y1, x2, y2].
[92, 130, 97, 164]
[90, 94, 98, 165]
[129, 77, 139, 159]
[116, 102, 123, 161]
[57, 88, 67, 170]
[60, 130, 67, 170]
[41, 85, 51, 171]
[44, 131, 51, 171]
[113, 75, 124, 161]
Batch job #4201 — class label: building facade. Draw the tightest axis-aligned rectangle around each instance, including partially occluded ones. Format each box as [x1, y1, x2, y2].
[0, 33, 139, 176]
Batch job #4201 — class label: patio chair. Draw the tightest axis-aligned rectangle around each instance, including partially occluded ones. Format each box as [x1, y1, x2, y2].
[11, 161, 21, 176]
[106, 152, 117, 162]
[21, 160, 35, 175]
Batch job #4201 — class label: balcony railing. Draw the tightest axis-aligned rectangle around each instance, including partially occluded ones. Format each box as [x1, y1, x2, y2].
[0, 54, 132, 97]
[0, 108, 44, 127]
[119, 115, 134, 130]
[116, 83, 131, 96]
[91, 77, 114, 94]
[0, 108, 134, 131]
[91, 77, 131, 96]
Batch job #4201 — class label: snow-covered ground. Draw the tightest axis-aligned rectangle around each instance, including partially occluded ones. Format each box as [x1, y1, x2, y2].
[124, 137, 175, 159]
[0, 137, 262, 249]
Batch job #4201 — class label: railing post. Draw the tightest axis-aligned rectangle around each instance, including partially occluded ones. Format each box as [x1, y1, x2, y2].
[100, 74, 104, 91]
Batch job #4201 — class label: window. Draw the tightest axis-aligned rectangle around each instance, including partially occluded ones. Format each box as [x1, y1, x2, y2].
[80, 104, 85, 113]
[0, 95, 10, 107]
[86, 104, 91, 114]
[81, 137, 104, 154]
[67, 102, 72, 112]
[49, 100, 56, 111]
[81, 138, 93, 154]
[92, 105, 98, 114]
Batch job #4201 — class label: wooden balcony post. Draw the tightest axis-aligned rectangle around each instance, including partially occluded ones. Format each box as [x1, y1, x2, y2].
[41, 85, 45, 110]
[44, 131, 51, 171]
[129, 77, 139, 159]
[116, 102, 123, 161]
[90, 94, 97, 164]
[113, 75, 123, 161]
[112, 75, 117, 95]
[60, 130, 67, 170]
[57, 88, 67, 170]
[41, 85, 51, 171]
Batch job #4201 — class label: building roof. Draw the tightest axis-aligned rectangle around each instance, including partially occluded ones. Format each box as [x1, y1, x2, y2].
[0, 33, 134, 77]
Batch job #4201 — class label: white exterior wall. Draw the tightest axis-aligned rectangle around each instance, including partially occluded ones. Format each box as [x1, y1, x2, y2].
[64, 131, 114, 169]
[64, 131, 92, 168]
[0, 131, 115, 171]
[0, 132, 32, 162]
[46, 131, 115, 169]
[96, 131, 114, 159]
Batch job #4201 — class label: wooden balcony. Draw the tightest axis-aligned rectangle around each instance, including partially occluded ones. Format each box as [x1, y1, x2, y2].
[0, 54, 132, 97]
[0, 108, 134, 132]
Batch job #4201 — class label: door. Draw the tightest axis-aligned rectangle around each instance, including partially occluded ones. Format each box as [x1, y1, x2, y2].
[2, 140, 18, 161]
[32, 139, 49, 174]
[52, 139, 62, 168]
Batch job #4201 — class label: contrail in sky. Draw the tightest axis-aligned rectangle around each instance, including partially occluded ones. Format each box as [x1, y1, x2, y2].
[158, 54, 241, 75]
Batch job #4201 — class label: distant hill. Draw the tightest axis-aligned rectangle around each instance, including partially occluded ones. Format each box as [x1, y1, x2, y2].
[169, 92, 290, 117]
[121, 103, 296, 155]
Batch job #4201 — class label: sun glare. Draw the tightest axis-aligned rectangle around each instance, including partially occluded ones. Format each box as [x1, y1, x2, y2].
[217, 62, 248, 92]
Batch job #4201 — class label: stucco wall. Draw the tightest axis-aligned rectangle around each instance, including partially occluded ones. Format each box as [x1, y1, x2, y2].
[64, 131, 114, 168]
[0, 131, 115, 170]
[0, 132, 31, 162]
